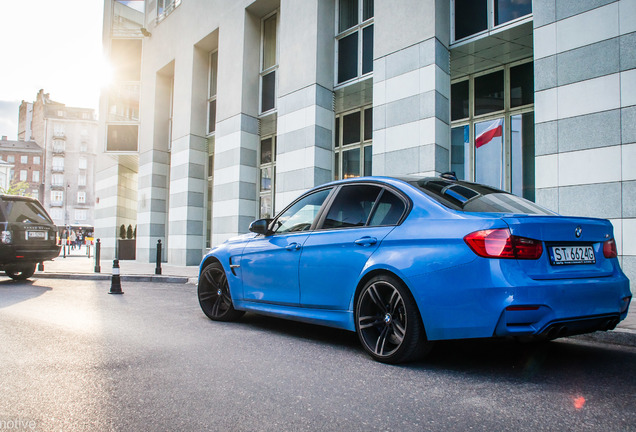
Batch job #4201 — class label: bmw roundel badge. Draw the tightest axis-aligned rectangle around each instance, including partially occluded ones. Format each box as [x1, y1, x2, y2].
[575, 226, 582, 238]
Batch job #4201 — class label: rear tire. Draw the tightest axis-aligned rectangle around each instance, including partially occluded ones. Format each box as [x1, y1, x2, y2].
[6, 264, 36, 281]
[355, 274, 432, 364]
[198, 262, 244, 322]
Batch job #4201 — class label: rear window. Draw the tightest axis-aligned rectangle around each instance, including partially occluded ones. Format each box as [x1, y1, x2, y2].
[411, 178, 555, 215]
[0, 199, 54, 224]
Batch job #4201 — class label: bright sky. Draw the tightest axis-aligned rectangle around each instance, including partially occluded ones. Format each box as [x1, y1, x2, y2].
[0, 0, 106, 140]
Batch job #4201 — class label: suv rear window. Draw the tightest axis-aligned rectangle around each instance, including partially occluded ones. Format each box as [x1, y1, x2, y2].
[0, 199, 54, 224]
[411, 178, 554, 215]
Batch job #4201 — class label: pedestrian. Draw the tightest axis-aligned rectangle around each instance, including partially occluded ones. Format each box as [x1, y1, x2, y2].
[70, 230, 77, 250]
[77, 232, 83, 250]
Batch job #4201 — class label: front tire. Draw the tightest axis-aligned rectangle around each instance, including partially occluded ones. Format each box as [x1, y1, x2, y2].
[355, 274, 431, 364]
[5, 264, 36, 280]
[198, 262, 244, 322]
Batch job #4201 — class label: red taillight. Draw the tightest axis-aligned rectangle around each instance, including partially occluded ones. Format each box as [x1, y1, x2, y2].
[603, 238, 618, 258]
[464, 228, 543, 260]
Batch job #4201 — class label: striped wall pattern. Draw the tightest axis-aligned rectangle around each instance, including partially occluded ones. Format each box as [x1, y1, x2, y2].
[533, 0, 636, 282]
[136, 149, 169, 262]
[275, 84, 334, 213]
[372, 37, 451, 177]
[211, 113, 259, 247]
[167, 134, 207, 265]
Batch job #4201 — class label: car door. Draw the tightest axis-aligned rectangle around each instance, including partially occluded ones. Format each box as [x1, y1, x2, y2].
[299, 184, 408, 309]
[240, 188, 332, 306]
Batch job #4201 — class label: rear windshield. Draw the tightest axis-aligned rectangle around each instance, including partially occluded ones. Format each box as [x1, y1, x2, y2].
[0, 199, 54, 224]
[410, 179, 555, 215]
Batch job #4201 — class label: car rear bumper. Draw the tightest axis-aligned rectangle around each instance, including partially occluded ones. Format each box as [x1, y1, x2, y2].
[405, 258, 631, 341]
[0, 245, 61, 265]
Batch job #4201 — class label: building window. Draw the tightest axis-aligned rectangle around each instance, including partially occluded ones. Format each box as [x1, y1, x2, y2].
[7, 155, 14, 163]
[49, 208, 63, 220]
[79, 157, 87, 170]
[53, 140, 65, 153]
[74, 209, 87, 221]
[32, 171, 39, 182]
[452, 0, 532, 42]
[53, 124, 65, 137]
[52, 157, 64, 171]
[336, 0, 374, 85]
[157, 0, 181, 21]
[207, 51, 218, 135]
[80, 142, 88, 152]
[34, 156, 40, 164]
[52, 174, 64, 187]
[77, 191, 86, 204]
[19, 170, 27, 181]
[20, 155, 28, 164]
[78, 174, 87, 186]
[50, 190, 64, 205]
[32, 189, 39, 201]
[450, 60, 534, 200]
[334, 106, 372, 180]
[259, 136, 276, 218]
[260, 12, 278, 114]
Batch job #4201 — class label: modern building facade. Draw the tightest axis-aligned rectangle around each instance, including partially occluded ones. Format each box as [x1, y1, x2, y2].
[0, 136, 43, 199]
[19, 90, 99, 228]
[97, 0, 635, 283]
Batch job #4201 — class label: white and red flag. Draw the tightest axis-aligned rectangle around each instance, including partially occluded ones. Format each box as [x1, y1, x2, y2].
[475, 118, 503, 148]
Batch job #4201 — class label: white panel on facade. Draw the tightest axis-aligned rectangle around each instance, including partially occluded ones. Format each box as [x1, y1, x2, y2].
[535, 154, 558, 189]
[621, 69, 636, 107]
[619, 0, 636, 35]
[557, 74, 620, 120]
[533, 23, 557, 60]
[556, 3, 619, 54]
[558, 146, 621, 186]
[534, 88, 558, 123]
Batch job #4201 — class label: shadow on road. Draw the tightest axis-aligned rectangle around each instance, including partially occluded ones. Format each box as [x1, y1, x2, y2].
[0, 279, 53, 310]
[230, 312, 636, 383]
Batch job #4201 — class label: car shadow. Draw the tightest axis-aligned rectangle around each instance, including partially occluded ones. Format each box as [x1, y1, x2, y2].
[233, 312, 636, 384]
[0, 278, 53, 310]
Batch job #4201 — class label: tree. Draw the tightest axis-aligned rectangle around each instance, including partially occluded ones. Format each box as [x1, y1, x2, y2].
[126, 224, 134, 240]
[119, 224, 126, 240]
[0, 180, 32, 197]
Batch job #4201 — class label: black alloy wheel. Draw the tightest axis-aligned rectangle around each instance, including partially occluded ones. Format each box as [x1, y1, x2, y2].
[355, 274, 431, 364]
[198, 262, 244, 321]
[5, 264, 36, 281]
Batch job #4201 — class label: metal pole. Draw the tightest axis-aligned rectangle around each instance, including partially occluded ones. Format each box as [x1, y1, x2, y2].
[94, 238, 101, 273]
[155, 239, 162, 275]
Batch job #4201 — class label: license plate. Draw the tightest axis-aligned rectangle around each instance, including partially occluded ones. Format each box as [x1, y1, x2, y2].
[550, 245, 595, 265]
[26, 231, 47, 240]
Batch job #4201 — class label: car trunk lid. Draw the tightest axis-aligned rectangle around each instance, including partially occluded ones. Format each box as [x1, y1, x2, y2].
[502, 215, 616, 280]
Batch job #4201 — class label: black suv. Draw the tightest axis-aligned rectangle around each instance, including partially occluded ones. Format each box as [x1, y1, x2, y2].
[0, 195, 60, 280]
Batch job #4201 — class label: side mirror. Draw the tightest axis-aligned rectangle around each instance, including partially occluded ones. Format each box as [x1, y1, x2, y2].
[249, 218, 273, 235]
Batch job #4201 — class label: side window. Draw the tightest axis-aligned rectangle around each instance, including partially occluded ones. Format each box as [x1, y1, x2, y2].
[273, 189, 331, 234]
[368, 190, 406, 226]
[322, 185, 382, 229]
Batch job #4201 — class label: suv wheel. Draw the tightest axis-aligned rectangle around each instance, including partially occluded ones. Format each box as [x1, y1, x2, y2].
[6, 264, 36, 280]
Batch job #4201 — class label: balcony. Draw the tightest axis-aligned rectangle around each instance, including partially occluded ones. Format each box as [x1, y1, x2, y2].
[53, 147, 65, 154]
[51, 166, 64, 173]
[53, 131, 66, 139]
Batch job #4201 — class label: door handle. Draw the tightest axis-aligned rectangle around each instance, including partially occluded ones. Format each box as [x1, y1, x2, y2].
[286, 242, 301, 251]
[354, 236, 377, 247]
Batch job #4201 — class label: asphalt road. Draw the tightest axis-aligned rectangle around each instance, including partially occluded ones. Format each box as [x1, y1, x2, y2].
[1, 278, 635, 432]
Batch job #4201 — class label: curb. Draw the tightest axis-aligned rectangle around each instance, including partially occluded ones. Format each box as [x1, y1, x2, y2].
[34, 272, 193, 284]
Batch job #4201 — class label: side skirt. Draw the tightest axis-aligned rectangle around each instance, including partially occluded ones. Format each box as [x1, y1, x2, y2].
[233, 300, 355, 332]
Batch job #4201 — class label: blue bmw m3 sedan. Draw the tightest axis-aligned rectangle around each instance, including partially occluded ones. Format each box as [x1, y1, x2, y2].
[198, 176, 631, 363]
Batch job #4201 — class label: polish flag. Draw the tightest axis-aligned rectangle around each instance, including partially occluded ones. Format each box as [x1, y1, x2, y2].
[475, 119, 503, 148]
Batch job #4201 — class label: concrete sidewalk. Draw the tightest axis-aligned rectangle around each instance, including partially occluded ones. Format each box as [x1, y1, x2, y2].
[36, 250, 199, 284]
[33, 249, 635, 347]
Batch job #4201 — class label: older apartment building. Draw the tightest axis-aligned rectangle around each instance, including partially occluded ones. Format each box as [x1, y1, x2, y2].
[97, 0, 635, 284]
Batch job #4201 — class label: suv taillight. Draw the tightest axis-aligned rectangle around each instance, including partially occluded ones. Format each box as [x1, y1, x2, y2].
[464, 228, 543, 260]
[1, 230, 12, 244]
[603, 238, 618, 258]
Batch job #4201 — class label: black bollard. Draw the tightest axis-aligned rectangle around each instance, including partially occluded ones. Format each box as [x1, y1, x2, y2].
[94, 239, 101, 273]
[155, 239, 162, 275]
[63, 238, 66, 258]
[38, 262, 44, 271]
[109, 259, 124, 295]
